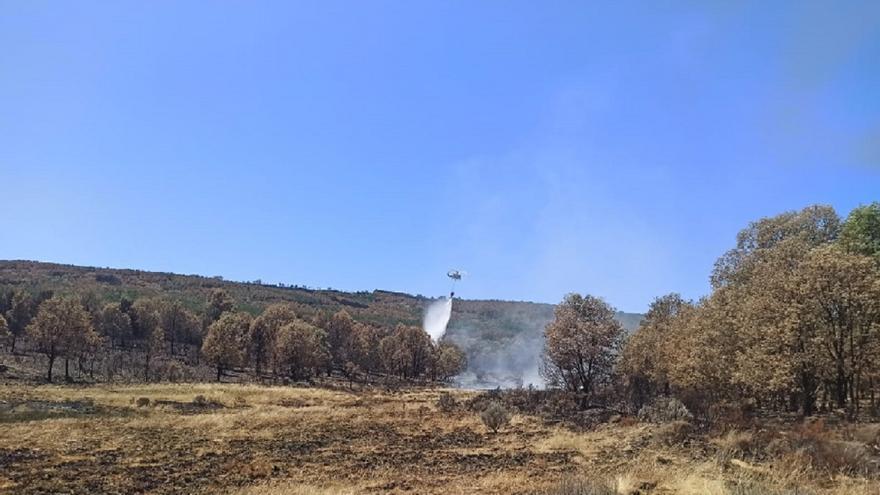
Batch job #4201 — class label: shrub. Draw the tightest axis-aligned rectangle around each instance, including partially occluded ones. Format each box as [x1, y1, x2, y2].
[707, 400, 755, 429]
[161, 360, 185, 382]
[135, 397, 150, 408]
[637, 397, 693, 423]
[436, 392, 458, 413]
[651, 420, 694, 446]
[480, 401, 511, 433]
[796, 439, 874, 476]
[712, 430, 761, 464]
[769, 420, 879, 477]
[848, 423, 880, 447]
[193, 394, 208, 406]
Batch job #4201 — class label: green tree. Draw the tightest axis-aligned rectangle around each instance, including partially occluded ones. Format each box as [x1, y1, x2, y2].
[542, 293, 623, 408]
[202, 311, 252, 381]
[839, 202, 880, 260]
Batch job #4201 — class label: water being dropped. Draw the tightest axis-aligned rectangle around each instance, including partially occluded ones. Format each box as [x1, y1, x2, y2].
[423, 296, 453, 341]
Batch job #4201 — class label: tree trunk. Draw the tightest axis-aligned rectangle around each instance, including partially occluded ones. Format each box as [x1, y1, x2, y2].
[835, 355, 848, 408]
[801, 371, 817, 417]
[47, 354, 55, 383]
[803, 393, 816, 417]
[217, 365, 222, 382]
[65, 358, 70, 382]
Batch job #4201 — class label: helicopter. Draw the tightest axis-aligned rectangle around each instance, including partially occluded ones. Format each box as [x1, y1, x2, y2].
[447, 269, 466, 297]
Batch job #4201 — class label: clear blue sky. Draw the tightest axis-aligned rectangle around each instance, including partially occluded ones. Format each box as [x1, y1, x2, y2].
[2, 1, 878, 312]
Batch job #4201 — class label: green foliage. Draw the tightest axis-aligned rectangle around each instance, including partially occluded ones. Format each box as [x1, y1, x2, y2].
[839, 201, 880, 259]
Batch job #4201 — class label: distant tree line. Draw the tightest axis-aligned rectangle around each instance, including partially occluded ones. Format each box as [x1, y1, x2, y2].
[543, 203, 880, 418]
[0, 285, 466, 384]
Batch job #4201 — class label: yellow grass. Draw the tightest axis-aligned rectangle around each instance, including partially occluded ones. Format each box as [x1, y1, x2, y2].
[0, 383, 877, 494]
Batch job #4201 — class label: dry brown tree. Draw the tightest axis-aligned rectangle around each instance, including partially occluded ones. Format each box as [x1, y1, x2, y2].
[273, 319, 330, 381]
[542, 293, 623, 408]
[202, 311, 252, 381]
[27, 296, 98, 382]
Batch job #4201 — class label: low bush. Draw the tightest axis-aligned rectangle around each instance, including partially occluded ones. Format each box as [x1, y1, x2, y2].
[135, 397, 150, 407]
[712, 430, 762, 464]
[638, 397, 693, 423]
[480, 401, 511, 433]
[707, 400, 755, 429]
[651, 420, 694, 446]
[436, 392, 458, 413]
[768, 420, 879, 477]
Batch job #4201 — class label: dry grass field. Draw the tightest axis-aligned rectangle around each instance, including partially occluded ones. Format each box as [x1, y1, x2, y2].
[0, 384, 878, 495]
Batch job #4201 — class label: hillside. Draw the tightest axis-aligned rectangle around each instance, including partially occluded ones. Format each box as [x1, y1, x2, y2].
[0, 260, 643, 387]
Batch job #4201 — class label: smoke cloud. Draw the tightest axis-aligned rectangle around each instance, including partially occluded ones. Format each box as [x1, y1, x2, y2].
[423, 296, 453, 341]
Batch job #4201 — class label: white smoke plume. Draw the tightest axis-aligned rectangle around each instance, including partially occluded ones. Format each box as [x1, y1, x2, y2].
[423, 296, 453, 341]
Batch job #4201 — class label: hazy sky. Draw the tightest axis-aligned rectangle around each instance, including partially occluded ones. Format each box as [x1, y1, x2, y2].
[2, 1, 879, 312]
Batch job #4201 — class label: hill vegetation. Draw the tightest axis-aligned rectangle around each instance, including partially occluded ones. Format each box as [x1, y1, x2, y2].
[0, 260, 641, 387]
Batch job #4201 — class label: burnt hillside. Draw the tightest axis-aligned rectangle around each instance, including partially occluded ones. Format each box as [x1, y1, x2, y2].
[0, 260, 643, 386]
